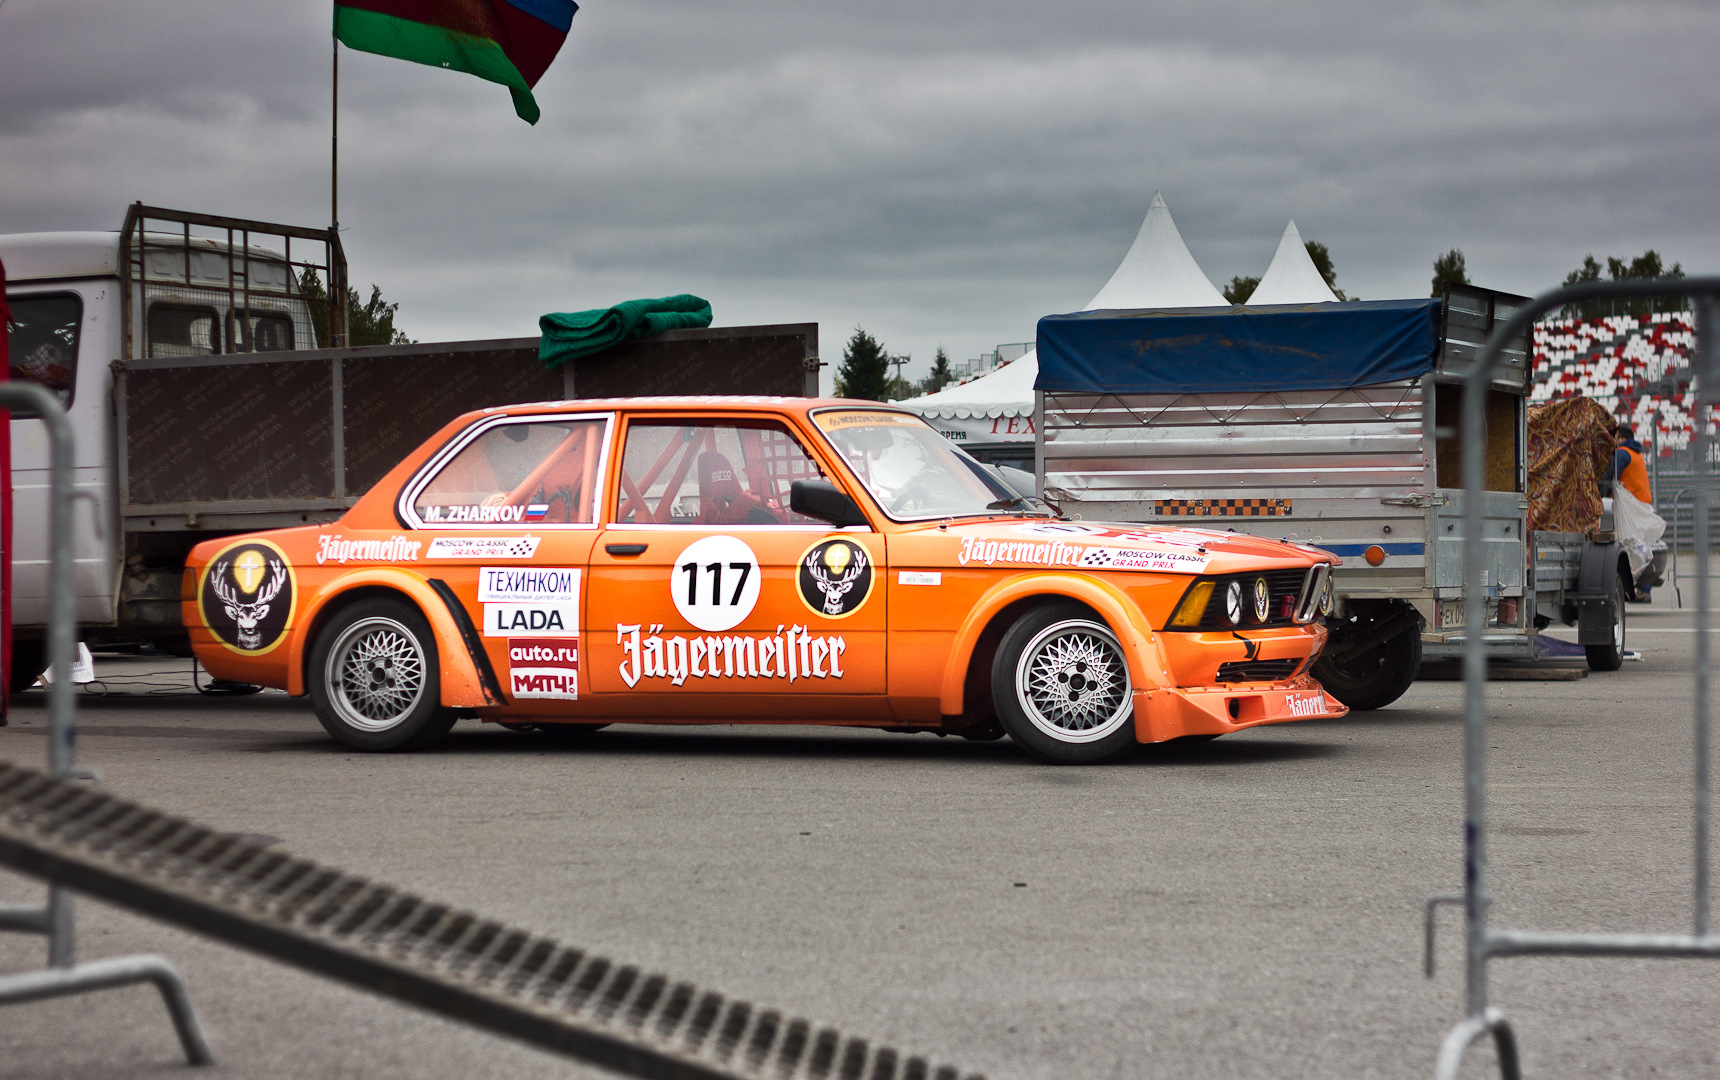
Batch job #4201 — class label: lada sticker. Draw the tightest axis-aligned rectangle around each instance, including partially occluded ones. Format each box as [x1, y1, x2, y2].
[798, 538, 874, 618]
[673, 535, 761, 632]
[480, 567, 581, 639]
[316, 534, 423, 565]
[200, 539, 295, 656]
[425, 536, 542, 560]
[507, 637, 580, 701]
[617, 623, 846, 688]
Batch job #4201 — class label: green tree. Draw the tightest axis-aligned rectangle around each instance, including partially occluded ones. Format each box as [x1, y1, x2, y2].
[834, 326, 890, 401]
[1560, 251, 1685, 318]
[1430, 248, 1470, 297]
[1223, 275, 1259, 304]
[298, 269, 416, 348]
[1303, 240, 1352, 300]
[921, 345, 954, 394]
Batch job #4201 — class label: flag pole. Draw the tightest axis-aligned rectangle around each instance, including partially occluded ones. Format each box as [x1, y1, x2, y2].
[331, 27, 339, 236]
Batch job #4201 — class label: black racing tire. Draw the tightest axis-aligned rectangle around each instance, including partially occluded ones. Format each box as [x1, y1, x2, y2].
[991, 602, 1137, 765]
[1585, 570, 1628, 672]
[308, 599, 457, 752]
[8, 640, 46, 695]
[1313, 607, 1422, 711]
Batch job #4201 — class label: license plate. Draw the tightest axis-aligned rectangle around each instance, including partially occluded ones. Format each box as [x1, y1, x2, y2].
[1438, 602, 1465, 629]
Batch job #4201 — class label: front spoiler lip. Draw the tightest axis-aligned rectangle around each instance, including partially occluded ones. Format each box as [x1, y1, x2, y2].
[1133, 676, 1348, 743]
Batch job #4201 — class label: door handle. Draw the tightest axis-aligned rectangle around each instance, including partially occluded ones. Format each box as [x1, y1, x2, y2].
[605, 543, 648, 557]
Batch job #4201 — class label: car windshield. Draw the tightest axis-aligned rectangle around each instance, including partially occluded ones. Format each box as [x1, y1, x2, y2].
[814, 409, 1047, 520]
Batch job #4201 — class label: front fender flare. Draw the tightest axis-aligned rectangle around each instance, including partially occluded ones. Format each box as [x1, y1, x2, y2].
[938, 574, 1171, 716]
[286, 569, 497, 708]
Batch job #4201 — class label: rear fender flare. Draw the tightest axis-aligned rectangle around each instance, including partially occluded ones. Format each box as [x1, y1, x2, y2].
[939, 574, 1169, 716]
[287, 569, 494, 708]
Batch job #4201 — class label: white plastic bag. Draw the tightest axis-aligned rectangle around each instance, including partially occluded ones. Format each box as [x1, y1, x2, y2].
[1613, 485, 1667, 576]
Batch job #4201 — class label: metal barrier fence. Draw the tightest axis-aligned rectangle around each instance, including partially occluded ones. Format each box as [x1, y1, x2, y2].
[0, 381, 213, 1062]
[1428, 275, 1720, 1079]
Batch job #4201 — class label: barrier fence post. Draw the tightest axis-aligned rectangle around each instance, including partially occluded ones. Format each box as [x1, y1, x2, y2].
[0, 382, 213, 1065]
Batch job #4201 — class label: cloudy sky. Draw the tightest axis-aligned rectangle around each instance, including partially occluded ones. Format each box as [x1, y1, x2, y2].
[3, 0, 1717, 389]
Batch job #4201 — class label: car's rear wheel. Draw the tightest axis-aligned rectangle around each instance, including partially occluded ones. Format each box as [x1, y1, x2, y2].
[992, 602, 1137, 764]
[309, 599, 456, 751]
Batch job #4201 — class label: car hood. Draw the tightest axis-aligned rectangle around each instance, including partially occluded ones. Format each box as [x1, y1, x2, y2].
[929, 518, 1335, 576]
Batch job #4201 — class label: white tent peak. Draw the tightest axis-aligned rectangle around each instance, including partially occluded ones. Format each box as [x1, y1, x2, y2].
[1084, 191, 1228, 311]
[1245, 220, 1339, 305]
[897, 191, 1227, 421]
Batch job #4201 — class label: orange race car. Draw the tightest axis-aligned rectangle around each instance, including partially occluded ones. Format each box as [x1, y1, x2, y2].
[185, 398, 1347, 763]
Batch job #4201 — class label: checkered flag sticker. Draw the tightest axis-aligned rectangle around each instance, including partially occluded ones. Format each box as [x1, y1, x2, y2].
[506, 535, 540, 558]
[1079, 546, 1114, 567]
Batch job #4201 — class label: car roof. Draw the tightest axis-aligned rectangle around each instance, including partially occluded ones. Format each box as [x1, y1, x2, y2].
[472, 396, 918, 418]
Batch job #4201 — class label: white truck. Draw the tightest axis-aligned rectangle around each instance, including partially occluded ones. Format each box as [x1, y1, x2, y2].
[4, 205, 820, 690]
[1034, 285, 1631, 709]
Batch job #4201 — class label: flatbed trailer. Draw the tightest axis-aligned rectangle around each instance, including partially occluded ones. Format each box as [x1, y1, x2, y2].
[1034, 285, 1628, 709]
[3, 206, 817, 684]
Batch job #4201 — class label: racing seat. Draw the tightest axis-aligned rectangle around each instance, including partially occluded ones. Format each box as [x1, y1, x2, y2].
[697, 451, 777, 524]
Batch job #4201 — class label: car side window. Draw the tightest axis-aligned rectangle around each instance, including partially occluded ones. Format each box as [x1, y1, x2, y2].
[614, 420, 828, 526]
[413, 418, 605, 525]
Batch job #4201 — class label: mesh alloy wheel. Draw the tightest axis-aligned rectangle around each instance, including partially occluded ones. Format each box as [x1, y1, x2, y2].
[1013, 618, 1133, 744]
[326, 617, 428, 732]
[309, 598, 455, 752]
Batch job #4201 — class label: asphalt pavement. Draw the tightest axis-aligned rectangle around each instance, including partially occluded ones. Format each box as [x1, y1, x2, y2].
[2, 588, 1717, 1079]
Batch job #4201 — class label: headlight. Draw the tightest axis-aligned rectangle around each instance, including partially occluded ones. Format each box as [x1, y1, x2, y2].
[1224, 580, 1244, 625]
[1319, 573, 1334, 616]
[1168, 580, 1214, 628]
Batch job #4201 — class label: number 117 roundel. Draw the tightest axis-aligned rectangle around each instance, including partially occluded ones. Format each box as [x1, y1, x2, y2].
[184, 397, 1345, 763]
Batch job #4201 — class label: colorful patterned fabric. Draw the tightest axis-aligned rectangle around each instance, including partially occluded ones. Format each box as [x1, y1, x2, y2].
[1526, 396, 1615, 534]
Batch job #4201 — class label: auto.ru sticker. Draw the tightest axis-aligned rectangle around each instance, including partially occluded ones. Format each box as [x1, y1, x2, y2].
[508, 637, 579, 701]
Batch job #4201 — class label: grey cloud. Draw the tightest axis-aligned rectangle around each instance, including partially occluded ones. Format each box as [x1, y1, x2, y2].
[2, 0, 1717, 381]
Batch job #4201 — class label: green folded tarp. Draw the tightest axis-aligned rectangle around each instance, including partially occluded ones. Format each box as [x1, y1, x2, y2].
[538, 294, 713, 369]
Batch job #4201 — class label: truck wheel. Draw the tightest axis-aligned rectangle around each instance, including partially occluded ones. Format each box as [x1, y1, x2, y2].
[1585, 570, 1628, 672]
[309, 599, 457, 751]
[1313, 611, 1421, 711]
[992, 602, 1137, 764]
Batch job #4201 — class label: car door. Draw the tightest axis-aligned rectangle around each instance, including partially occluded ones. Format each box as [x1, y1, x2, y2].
[585, 414, 887, 712]
[396, 411, 611, 711]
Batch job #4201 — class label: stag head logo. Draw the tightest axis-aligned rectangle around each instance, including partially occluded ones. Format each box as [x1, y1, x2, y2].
[204, 543, 293, 652]
[799, 539, 872, 618]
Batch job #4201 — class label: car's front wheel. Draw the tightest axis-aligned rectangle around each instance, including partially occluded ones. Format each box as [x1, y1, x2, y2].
[992, 602, 1137, 764]
[309, 599, 456, 751]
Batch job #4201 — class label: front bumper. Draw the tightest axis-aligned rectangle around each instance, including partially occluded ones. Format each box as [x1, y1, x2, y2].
[1133, 674, 1349, 742]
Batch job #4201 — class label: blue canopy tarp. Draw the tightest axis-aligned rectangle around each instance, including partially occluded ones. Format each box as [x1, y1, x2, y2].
[1034, 299, 1441, 395]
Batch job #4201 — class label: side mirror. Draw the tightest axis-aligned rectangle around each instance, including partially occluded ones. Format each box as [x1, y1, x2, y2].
[790, 480, 868, 527]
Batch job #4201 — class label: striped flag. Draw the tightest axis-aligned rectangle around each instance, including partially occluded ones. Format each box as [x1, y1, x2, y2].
[334, 0, 578, 124]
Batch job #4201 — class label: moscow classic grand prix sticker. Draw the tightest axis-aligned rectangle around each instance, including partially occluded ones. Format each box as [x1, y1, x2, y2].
[200, 539, 295, 656]
[798, 538, 874, 618]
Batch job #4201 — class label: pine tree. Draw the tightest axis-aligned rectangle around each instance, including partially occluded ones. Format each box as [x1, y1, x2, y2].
[834, 326, 890, 401]
[1430, 249, 1469, 297]
[923, 346, 954, 394]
